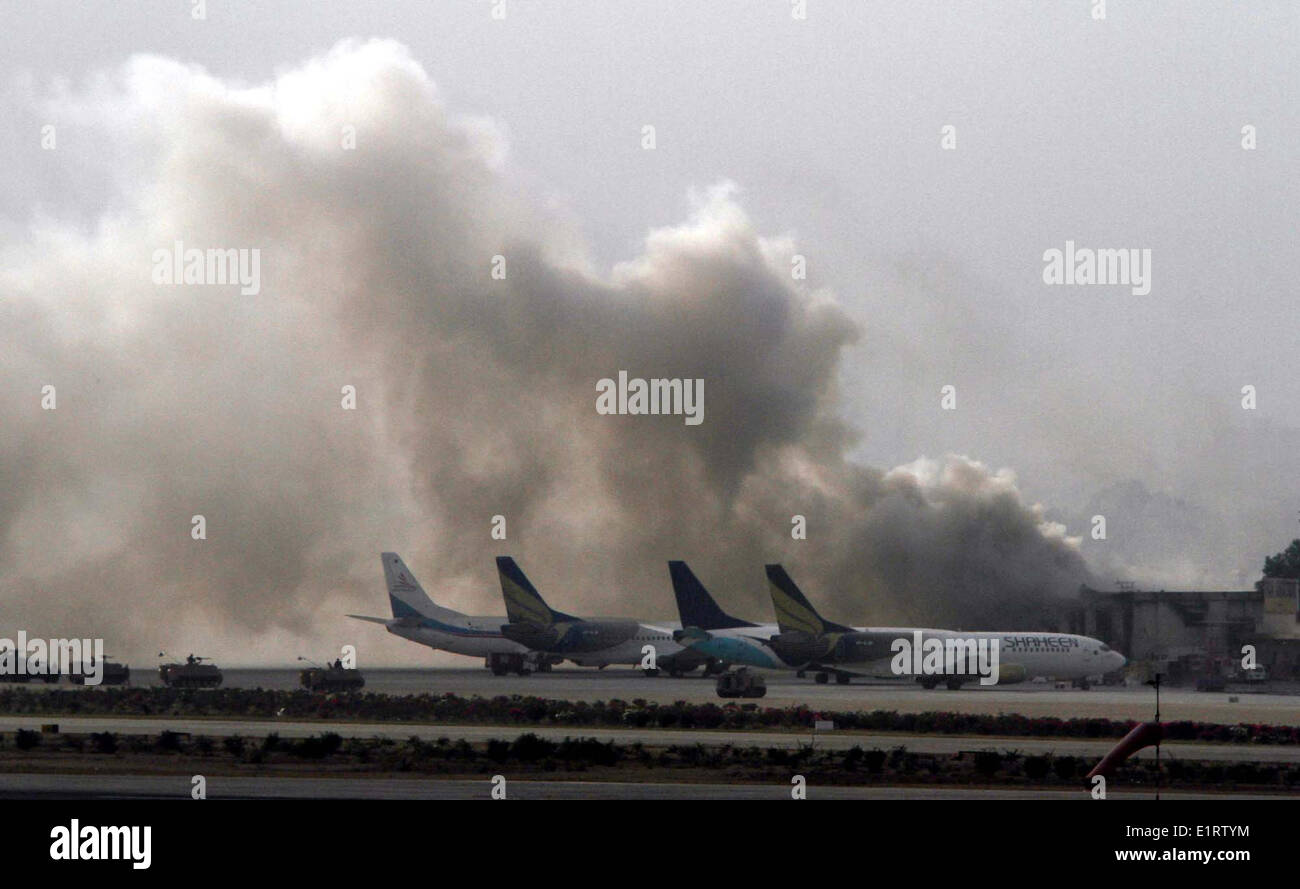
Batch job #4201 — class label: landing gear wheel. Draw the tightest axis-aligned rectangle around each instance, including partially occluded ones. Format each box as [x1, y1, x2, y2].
[642, 668, 660, 677]
[945, 678, 964, 690]
[835, 673, 850, 685]
[815, 672, 829, 684]
[920, 677, 939, 690]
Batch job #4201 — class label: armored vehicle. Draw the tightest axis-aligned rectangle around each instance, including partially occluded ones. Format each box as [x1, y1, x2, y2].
[158, 654, 223, 688]
[69, 661, 131, 686]
[299, 658, 365, 692]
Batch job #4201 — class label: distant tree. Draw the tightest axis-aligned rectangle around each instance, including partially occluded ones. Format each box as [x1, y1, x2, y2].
[1262, 540, 1300, 579]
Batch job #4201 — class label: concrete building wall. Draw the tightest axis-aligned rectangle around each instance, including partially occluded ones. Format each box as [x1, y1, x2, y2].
[1077, 586, 1265, 681]
[1259, 577, 1300, 639]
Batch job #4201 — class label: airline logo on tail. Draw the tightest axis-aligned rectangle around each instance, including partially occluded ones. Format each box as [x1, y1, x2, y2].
[765, 564, 849, 636]
[496, 556, 575, 626]
[391, 570, 417, 594]
[382, 552, 437, 620]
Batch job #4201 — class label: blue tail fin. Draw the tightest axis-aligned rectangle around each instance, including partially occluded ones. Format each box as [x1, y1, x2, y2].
[668, 561, 755, 630]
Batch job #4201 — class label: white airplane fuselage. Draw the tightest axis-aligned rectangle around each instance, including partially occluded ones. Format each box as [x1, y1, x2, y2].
[386, 613, 527, 659]
[376, 612, 690, 670]
[559, 622, 686, 667]
[685, 625, 1124, 683]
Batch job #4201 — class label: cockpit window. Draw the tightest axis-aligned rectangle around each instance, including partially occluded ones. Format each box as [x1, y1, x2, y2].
[1100, 644, 1110, 652]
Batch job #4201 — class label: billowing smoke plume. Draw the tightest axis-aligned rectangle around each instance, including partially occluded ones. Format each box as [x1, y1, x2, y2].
[0, 41, 1094, 663]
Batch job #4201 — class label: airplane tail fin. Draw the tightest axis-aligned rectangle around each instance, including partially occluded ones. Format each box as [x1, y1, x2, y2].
[496, 556, 578, 626]
[765, 564, 850, 635]
[668, 561, 755, 630]
[381, 552, 459, 621]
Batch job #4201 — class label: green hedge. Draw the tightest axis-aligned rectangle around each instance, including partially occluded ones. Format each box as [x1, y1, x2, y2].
[1, 687, 1295, 744]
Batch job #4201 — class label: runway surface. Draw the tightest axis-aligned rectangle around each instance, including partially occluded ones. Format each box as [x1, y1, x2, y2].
[390, 670, 1300, 725]
[38, 667, 1300, 725]
[1, 714, 1294, 763]
[0, 773, 1278, 800]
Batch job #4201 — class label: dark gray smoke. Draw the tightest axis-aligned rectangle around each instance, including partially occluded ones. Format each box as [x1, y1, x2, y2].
[0, 41, 1094, 663]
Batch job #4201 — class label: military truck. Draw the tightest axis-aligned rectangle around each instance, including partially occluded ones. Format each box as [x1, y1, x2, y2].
[158, 654, 223, 688]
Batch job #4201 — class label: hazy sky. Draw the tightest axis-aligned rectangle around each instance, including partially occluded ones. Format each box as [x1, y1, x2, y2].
[1, 2, 1295, 664]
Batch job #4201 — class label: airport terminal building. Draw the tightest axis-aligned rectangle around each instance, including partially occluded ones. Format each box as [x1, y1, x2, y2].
[1069, 578, 1300, 684]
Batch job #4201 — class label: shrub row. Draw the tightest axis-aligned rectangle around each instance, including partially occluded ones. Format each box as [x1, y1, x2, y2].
[6, 728, 1299, 789]
[1, 687, 1295, 744]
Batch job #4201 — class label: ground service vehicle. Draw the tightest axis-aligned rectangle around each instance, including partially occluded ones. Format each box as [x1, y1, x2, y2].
[715, 668, 766, 699]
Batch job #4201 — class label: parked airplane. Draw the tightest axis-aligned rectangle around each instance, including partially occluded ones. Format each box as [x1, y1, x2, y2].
[668, 560, 783, 668]
[669, 560, 921, 682]
[496, 556, 712, 676]
[764, 564, 1126, 688]
[348, 552, 547, 675]
[671, 561, 1126, 689]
